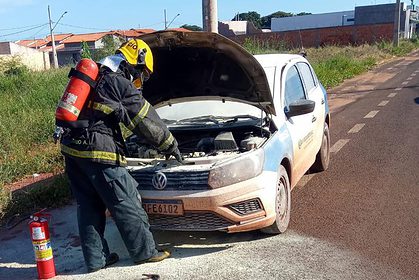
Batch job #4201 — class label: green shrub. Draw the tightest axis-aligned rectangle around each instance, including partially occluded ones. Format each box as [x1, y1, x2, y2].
[242, 37, 288, 54]
[0, 56, 29, 76]
[0, 67, 70, 218]
[80, 41, 92, 59]
[377, 39, 419, 56]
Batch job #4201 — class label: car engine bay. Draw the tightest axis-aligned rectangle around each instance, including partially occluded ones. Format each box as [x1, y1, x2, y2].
[126, 122, 274, 160]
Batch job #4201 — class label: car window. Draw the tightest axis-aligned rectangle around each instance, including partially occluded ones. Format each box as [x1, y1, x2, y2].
[297, 62, 317, 92]
[285, 66, 306, 107]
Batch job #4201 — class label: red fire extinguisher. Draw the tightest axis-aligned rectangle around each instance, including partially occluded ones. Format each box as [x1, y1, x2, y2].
[55, 58, 99, 123]
[29, 209, 56, 279]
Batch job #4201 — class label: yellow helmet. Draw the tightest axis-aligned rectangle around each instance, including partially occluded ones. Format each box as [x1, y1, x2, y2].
[117, 39, 153, 73]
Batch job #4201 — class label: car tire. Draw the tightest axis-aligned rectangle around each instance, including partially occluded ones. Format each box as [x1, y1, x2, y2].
[261, 165, 291, 234]
[311, 122, 330, 172]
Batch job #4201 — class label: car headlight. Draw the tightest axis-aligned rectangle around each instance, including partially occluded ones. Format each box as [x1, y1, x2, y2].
[208, 149, 264, 189]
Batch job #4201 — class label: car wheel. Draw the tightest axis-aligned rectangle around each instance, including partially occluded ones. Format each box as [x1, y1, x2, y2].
[311, 122, 330, 172]
[261, 165, 291, 234]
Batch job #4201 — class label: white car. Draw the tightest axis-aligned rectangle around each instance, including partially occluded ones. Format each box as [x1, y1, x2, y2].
[126, 31, 330, 234]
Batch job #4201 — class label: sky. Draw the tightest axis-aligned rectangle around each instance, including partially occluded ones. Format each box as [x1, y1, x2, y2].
[0, 0, 404, 41]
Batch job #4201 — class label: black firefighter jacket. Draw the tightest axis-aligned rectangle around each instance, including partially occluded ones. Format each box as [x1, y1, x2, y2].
[60, 63, 177, 166]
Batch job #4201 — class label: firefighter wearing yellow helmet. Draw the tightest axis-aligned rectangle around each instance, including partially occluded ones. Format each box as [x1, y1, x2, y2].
[60, 38, 178, 272]
[116, 39, 153, 88]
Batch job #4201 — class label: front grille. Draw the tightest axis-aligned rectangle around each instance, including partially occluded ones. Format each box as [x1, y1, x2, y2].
[149, 212, 234, 231]
[131, 170, 210, 191]
[228, 199, 263, 216]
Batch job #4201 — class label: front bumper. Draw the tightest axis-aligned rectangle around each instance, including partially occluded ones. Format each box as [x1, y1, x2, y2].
[137, 170, 277, 233]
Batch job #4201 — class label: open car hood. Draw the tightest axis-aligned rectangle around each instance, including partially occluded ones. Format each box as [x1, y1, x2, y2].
[140, 31, 276, 115]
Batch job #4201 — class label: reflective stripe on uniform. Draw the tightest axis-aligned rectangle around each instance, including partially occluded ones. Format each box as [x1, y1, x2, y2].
[61, 144, 127, 164]
[92, 102, 114, 115]
[127, 101, 150, 131]
[158, 133, 174, 151]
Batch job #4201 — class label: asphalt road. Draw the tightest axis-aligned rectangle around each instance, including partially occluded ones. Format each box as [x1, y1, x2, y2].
[1, 52, 418, 280]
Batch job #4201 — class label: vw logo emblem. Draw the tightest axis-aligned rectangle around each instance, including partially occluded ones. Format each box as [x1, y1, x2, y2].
[152, 172, 167, 190]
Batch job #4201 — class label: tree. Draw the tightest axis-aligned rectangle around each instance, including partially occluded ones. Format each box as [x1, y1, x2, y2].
[232, 11, 262, 29]
[180, 24, 203, 31]
[92, 35, 119, 61]
[261, 11, 293, 29]
[231, 10, 314, 30]
[80, 41, 92, 59]
[296, 12, 312, 16]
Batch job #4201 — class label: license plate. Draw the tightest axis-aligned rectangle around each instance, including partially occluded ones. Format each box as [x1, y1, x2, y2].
[142, 199, 184, 216]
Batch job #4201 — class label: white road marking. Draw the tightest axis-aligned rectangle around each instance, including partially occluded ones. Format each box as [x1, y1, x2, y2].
[330, 139, 350, 153]
[415, 70, 419, 73]
[0, 263, 36, 269]
[364, 110, 379, 118]
[395, 88, 403, 91]
[407, 77, 413, 80]
[348, 123, 365, 134]
[411, 73, 417, 76]
[388, 92, 398, 98]
[378, 100, 390, 107]
[402, 81, 409, 85]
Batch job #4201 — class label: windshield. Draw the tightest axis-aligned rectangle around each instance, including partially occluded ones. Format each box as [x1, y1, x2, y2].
[156, 100, 265, 123]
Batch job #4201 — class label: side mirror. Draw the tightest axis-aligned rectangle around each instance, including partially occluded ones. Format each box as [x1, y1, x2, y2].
[285, 99, 315, 118]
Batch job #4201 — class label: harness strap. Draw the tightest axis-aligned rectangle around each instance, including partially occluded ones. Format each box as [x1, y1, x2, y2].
[56, 119, 89, 128]
[69, 68, 97, 88]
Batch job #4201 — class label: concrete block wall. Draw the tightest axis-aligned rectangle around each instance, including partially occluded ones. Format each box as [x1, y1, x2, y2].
[231, 23, 394, 49]
[0, 42, 50, 70]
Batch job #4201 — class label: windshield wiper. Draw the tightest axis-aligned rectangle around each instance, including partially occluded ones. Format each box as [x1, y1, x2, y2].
[175, 114, 261, 125]
[176, 115, 220, 124]
[161, 118, 177, 124]
[221, 114, 261, 123]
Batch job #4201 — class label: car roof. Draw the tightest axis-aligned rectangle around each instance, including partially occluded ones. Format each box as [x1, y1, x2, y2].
[254, 54, 306, 69]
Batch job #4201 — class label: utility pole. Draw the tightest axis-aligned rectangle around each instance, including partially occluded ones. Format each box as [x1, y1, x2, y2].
[202, 0, 218, 33]
[393, 0, 401, 46]
[48, 5, 59, 69]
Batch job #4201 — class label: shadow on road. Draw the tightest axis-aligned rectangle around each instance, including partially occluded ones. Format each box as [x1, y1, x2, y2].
[152, 229, 272, 259]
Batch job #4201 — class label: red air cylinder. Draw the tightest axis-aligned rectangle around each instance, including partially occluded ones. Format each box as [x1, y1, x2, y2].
[29, 211, 56, 279]
[56, 58, 99, 122]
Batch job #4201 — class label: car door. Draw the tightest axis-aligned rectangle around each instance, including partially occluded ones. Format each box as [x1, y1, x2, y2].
[283, 64, 316, 183]
[297, 61, 325, 153]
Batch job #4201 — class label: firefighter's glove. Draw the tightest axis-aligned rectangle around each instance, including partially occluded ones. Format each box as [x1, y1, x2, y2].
[165, 147, 184, 164]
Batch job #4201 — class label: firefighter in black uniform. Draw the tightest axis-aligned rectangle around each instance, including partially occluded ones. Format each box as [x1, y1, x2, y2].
[60, 39, 178, 272]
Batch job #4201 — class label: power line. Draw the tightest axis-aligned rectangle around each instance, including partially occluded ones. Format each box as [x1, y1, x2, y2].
[0, 23, 47, 31]
[139, 21, 166, 28]
[0, 23, 49, 38]
[57, 22, 108, 31]
[25, 24, 49, 40]
[57, 21, 166, 32]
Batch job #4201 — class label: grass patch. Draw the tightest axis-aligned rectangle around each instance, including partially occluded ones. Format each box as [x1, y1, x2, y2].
[243, 39, 419, 88]
[0, 61, 70, 220]
[307, 45, 384, 88]
[1, 174, 71, 225]
[242, 37, 289, 54]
